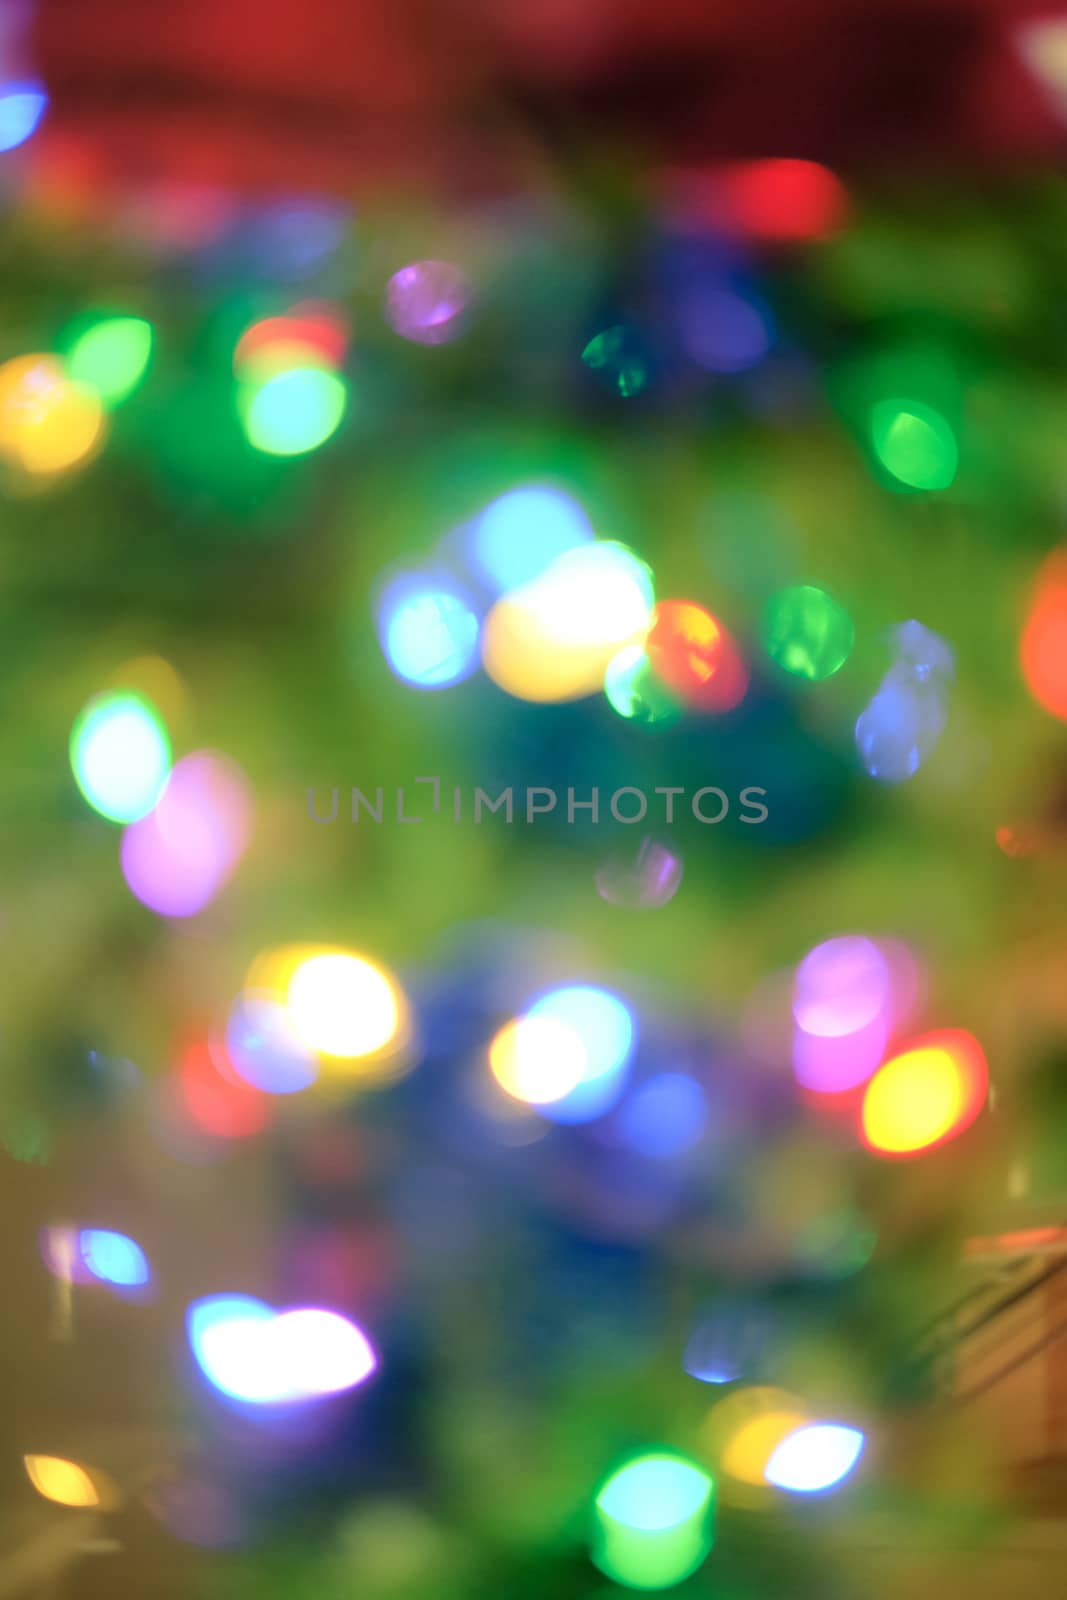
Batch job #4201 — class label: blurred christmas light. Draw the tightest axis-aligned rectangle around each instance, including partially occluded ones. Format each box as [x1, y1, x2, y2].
[856, 623, 953, 782]
[225, 994, 318, 1095]
[488, 1015, 588, 1106]
[285, 949, 404, 1061]
[1021, 548, 1067, 720]
[526, 984, 635, 1124]
[1017, 19, 1067, 119]
[764, 1422, 865, 1494]
[861, 1029, 988, 1157]
[793, 937, 889, 1038]
[24, 1454, 112, 1510]
[595, 838, 683, 909]
[187, 1295, 377, 1404]
[0, 81, 47, 151]
[385, 260, 470, 345]
[592, 1454, 715, 1590]
[708, 1387, 808, 1487]
[679, 287, 773, 373]
[870, 399, 958, 490]
[233, 304, 348, 381]
[470, 485, 593, 594]
[241, 366, 346, 456]
[70, 691, 171, 824]
[77, 1228, 150, 1287]
[377, 573, 481, 689]
[618, 1073, 707, 1158]
[762, 585, 854, 681]
[604, 644, 682, 725]
[121, 752, 251, 917]
[581, 325, 648, 396]
[179, 1037, 271, 1140]
[793, 1008, 888, 1095]
[65, 316, 153, 407]
[0, 353, 105, 475]
[646, 599, 748, 712]
[483, 542, 654, 703]
[699, 158, 847, 242]
[684, 1301, 770, 1386]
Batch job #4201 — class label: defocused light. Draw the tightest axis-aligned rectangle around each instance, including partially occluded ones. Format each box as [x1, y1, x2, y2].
[707, 1388, 809, 1487]
[793, 937, 889, 1038]
[684, 1302, 769, 1386]
[71, 691, 171, 824]
[386, 261, 470, 345]
[483, 542, 654, 702]
[65, 316, 152, 407]
[241, 366, 346, 455]
[377, 574, 480, 689]
[604, 644, 682, 725]
[0, 354, 105, 475]
[234, 305, 348, 380]
[861, 1030, 988, 1157]
[1021, 549, 1067, 721]
[268, 1309, 378, 1397]
[226, 995, 317, 1094]
[763, 586, 854, 681]
[470, 485, 593, 594]
[187, 1295, 377, 1404]
[595, 838, 683, 909]
[679, 288, 773, 374]
[121, 752, 251, 917]
[0, 82, 47, 151]
[582, 325, 648, 397]
[179, 1038, 271, 1140]
[527, 984, 635, 1124]
[286, 950, 403, 1060]
[78, 1228, 150, 1287]
[619, 1074, 707, 1158]
[488, 1015, 587, 1105]
[24, 1455, 108, 1509]
[707, 159, 847, 242]
[870, 399, 958, 491]
[593, 1454, 715, 1590]
[646, 600, 748, 713]
[855, 678, 948, 782]
[186, 1294, 280, 1402]
[764, 1423, 865, 1494]
[1018, 20, 1067, 119]
[793, 1008, 888, 1095]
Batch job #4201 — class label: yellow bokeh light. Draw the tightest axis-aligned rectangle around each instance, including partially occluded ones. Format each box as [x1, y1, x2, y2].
[24, 1454, 108, 1509]
[488, 1015, 588, 1105]
[286, 949, 403, 1060]
[482, 543, 654, 703]
[861, 1045, 966, 1155]
[720, 1410, 808, 1485]
[0, 354, 105, 476]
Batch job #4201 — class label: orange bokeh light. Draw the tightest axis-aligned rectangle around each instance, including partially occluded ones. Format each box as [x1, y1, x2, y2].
[1021, 549, 1067, 721]
[646, 599, 749, 712]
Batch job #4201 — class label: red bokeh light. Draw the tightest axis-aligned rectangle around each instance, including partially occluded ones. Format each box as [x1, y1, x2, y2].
[646, 599, 749, 713]
[1021, 548, 1067, 721]
[179, 1036, 272, 1140]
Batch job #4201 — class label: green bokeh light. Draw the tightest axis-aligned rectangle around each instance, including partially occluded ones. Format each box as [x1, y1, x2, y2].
[69, 691, 171, 823]
[66, 316, 153, 407]
[592, 1453, 715, 1590]
[870, 398, 958, 490]
[604, 645, 682, 725]
[242, 366, 347, 457]
[582, 326, 648, 397]
[762, 584, 854, 681]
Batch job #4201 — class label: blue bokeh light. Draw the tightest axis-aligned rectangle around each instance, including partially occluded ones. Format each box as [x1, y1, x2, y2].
[526, 985, 635, 1124]
[0, 82, 47, 153]
[470, 486, 593, 594]
[619, 1073, 708, 1157]
[79, 1228, 150, 1287]
[226, 995, 318, 1095]
[378, 574, 481, 689]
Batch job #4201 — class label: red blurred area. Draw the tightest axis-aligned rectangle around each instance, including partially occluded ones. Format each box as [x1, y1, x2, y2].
[27, 0, 1067, 203]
